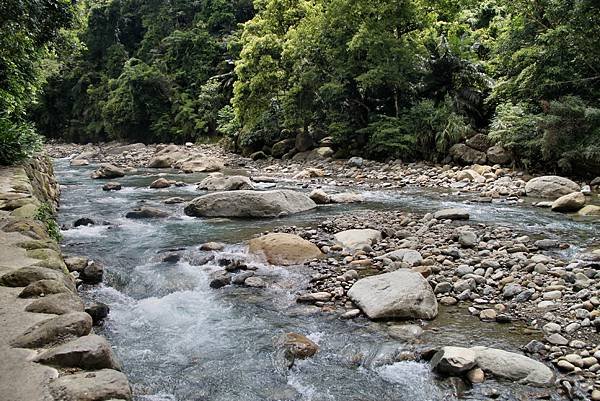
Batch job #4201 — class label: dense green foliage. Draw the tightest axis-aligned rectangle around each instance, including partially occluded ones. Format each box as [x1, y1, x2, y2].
[0, 0, 76, 164]
[6, 0, 599, 174]
[34, 0, 253, 144]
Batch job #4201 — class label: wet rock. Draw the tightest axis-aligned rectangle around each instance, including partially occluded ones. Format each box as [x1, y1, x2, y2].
[80, 261, 103, 284]
[244, 276, 266, 288]
[125, 206, 169, 219]
[278, 332, 318, 359]
[85, 302, 110, 325]
[347, 269, 438, 320]
[551, 191, 585, 212]
[388, 324, 423, 340]
[49, 369, 132, 401]
[90, 164, 125, 179]
[184, 190, 316, 218]
[209, 272, 231, 289]
[11, 312, 92, 348]
[64, 256, 89, 272]
[162, 253, 181, 263]
[149, 178, 171, 189]
[334, 229, 382, 251]
[525, 176, 580, 199]
[250, 151, 268, 161]
[198, 174, 254, 191]
[26, 293, 85, 315]
[73, 217, 95, 227]
[199, 242, 225, 251]
[472, 346, 554, 386]
[35, 334, 122, 370]
[19, 279, 74, 298]
[431, 346, 477, 375]
[309, 189, 331, 204]
[164, 197, 185, 204]
[248, 233, 323, 266]
[102, 182, 122, 191]
[433, 208, 469, 220]
[232, 271, 254, 285]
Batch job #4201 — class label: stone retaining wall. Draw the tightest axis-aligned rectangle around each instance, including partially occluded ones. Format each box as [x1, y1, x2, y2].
[0, 154, 131, 401]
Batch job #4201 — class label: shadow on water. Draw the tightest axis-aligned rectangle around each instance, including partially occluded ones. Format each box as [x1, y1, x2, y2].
[54, 159, 588, 401]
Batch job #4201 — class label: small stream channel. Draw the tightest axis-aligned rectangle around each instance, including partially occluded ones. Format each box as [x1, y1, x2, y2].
[54, 158, 598, 401]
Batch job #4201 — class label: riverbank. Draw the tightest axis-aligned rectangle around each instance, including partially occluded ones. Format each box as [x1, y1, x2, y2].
[48, 142, 600, 399]
[0, 154, 131, 401]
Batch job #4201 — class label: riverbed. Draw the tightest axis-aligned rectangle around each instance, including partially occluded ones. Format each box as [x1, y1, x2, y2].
[54, 158, 595, 401]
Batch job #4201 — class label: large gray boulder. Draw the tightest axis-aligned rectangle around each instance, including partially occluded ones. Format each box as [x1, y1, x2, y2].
[176, 156, 224, 173]
[347, 270, 438, 320]
[184, 190, 316, 218]
[197, 174, 254, 191]
[11, 312, 92, 348]
[49, 369, 132, 401]
[35, 334, 121, 370]
[525, 176, 580, 199]
[334, 229, 382, 251]
[472, 346, 554, 386]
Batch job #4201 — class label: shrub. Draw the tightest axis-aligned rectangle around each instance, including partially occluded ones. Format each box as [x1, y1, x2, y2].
[0, 117, 43, 165]
[34, 202, 62, 242]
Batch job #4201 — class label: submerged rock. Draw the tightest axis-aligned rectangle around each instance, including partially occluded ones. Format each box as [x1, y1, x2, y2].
[248, 233, 323, 266]
[149, 178, 171, 189]
[125, 206, 169, 219]
[184, 190, 316, 218]
[525, 176, 580, 199]
[102, 182, 121, 191]
[277, 332, 318, 359]
[347, 270, 438, 320]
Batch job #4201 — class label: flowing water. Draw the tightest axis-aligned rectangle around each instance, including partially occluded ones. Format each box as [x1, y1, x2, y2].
[54, 159, 598, 401]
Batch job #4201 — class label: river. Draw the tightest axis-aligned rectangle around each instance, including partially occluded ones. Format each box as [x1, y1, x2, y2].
[54, 158, 595, 401]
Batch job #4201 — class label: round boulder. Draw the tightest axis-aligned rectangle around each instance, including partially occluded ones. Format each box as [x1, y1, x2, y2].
[347, 270, 438, 320]
[525, 176, 580, 199]
[248, 233, 323, 266]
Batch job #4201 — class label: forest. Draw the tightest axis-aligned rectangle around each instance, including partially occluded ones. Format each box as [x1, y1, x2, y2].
[1, 0, 600, 174]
